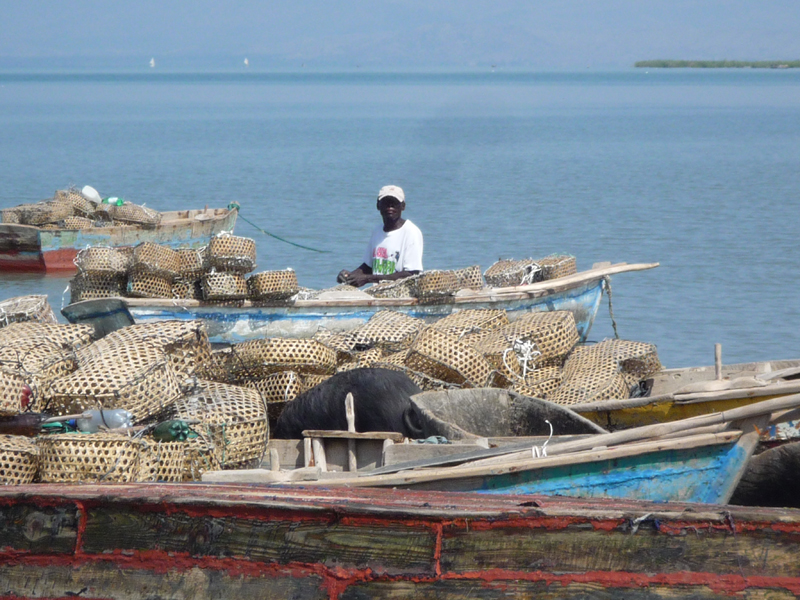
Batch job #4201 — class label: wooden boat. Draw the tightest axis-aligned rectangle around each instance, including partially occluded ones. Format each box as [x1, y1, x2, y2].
[572, 357, 800, 431]
[62, 261, 658, 343]
[0, 206, 238, 273]
[2, 483, 800, 599]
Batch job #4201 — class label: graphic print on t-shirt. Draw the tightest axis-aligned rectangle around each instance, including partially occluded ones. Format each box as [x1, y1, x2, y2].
[372, 247, 401, 275]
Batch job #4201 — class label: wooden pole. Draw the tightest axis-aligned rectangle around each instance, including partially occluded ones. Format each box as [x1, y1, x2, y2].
[345, 393, 357, 472]
[715, 343, 723, 380]
[311, 438, 327, 472]
[303, 437, 313, 468]
[269, 448, 281, 472]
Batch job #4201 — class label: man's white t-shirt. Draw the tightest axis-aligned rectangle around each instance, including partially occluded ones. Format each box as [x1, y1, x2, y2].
[362, 220, 423, 276]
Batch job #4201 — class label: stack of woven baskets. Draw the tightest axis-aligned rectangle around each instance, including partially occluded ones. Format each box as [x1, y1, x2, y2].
[0, 188, 161, 229]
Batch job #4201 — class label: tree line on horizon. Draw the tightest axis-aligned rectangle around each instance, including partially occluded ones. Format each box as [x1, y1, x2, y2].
[635, 60, 800, 68]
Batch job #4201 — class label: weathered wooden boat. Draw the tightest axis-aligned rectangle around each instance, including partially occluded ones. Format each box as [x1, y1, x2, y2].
[0, 206, 238, 273]
[572, 357, 800, 431]
[61, 261, 658, 343]
[2, 483, 800, 599]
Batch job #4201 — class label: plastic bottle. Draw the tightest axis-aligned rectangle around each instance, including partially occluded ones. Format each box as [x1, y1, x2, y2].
[76, 409, 133, 433]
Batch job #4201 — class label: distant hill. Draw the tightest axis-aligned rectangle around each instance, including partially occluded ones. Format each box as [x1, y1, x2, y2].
[635, 60, 799, 68]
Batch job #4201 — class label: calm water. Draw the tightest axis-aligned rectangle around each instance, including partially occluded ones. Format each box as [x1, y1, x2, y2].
[1, 70, 798, 368]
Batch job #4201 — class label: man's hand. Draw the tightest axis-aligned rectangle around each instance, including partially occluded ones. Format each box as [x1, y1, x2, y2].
[346, 272, 373, 287]
[337, 270, 350, 284]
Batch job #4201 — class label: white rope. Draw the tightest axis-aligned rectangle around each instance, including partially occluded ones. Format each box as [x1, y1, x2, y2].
[284, 372, 296, 404]
[502, 338, 542, 381]
[520, 263, 542, 285]
[61, 283, 71, 310]
[531, 420, 553, 458]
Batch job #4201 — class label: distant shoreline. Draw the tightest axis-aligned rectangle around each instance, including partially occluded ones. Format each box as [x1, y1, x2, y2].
[635, 60, 799, 69]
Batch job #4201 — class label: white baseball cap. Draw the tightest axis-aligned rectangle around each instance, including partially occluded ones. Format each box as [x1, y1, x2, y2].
[377, 185, 405, 204]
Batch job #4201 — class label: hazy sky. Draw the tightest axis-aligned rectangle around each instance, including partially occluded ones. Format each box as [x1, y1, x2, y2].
[3, 1, 800, 69]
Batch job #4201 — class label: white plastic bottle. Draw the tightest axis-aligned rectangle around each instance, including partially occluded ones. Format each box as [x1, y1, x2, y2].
[76, 409, 133, 433]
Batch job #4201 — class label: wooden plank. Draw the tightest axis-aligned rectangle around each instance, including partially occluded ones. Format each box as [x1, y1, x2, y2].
[0, 503, 79, 553]
[302, 430, 405, 441]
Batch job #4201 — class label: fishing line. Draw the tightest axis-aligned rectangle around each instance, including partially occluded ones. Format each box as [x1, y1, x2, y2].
[231, 205, 330, 253]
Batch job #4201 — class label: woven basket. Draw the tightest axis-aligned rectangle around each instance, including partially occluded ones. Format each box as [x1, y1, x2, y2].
[406, 327, 493, 387]
[0, 370, 30, 416]
[0, 435, 39, 485]
[300, 373, 330, 390]
[247, 270, 299, 301]
[453, 265, 484, 291]
[60, 216, 94, 229]
[75, 246, 132, 275]
[0, 295, 57, 326]
[0, 321, 93, 350]
[202, 272, 248, 300]
[431, 309, 509, 338]
[510, 365, 563, 399]
[206, 234, 257, 273]
[108, 202, 161, 227]
[206, 419, 269, 469]
[37, 432, 144, 483]
[415, 270, 460, 299]
[55, 189, 96, 217]
[364, 275, 419, 299]
[182, 434, 222, 481]
[474, 311, 579, 364]
[247, 370, 305, 421]
[136, 440, 186, 482]
[537, 254, 577, 280]
[483, 258, 543, 288]
[131, 242, 179, 279]
[70, 272, 125, 303]
[163, 380, 267, 423]
[172, 278, 204, 300]
[177, 247, 207, 278]
[352, 310, 426, 353]
[1, 208, 21, 224]
[126, 272, 173, 299]
[229, 338, 337, 380]
[17, 199, 74, 226]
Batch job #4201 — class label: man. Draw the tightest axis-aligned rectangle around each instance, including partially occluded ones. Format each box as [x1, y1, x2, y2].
[337, 185, 423, 287]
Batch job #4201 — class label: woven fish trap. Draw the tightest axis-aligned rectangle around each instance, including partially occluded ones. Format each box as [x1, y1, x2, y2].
[0, 322, 93, 350]
[405, 327, 493, 388]
[229, 338, 337, 380]
[126, 272, 173, 299]
[75, 246, 132, 275]
[415, 270, 460, 299]
[510, 365, 563, 399]
[313, 330, 361, 361]
[108, 202, 161, 228]
[453, 265, 484, 291]
[136, 440, 185, 482]
[430, 309, 509, 338]
[164, 380, 266, 424]
[206, 234, 257, 273]
[182, 434, 222, 481]
[0, 295, 57, 327]
[247, 270, 299, 301]
[131, 242, 179, 279]
[55, 189, 96, 216]
[335, 347, 387, 372]
[49, 345, 182, 420]
[37, 432, 144, 483]
[60, 216, 94, 229]
[17, 199, 74, 226]
[0, 371, 27, 416]
[483, 258, 543, 288]
[537, 254, 577, 280]
[300, 373, 330, 390]
[475, 311, 580, 364]
[171, 278, 203, 300]
[177, 247, 207, 278]
[1, 208, 21, 224]
[194, 347, 236, 383]
[351, 310, 426, 353]
[0, 435, 39, 485]
[201, 272, 248, 300]
[364, 275, 419, 298]
[70, 272, 125, 303]
[246, 371, 304, 421]
[606, 339, 662, 381]
[206, 418, 269, 468]
[0, 344, 77, 394]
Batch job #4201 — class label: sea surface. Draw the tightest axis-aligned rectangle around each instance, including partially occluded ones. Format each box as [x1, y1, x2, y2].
[0, 69, 798, 368]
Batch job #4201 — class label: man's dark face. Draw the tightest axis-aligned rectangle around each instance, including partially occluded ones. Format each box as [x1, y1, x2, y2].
[377, 196, 405, 224]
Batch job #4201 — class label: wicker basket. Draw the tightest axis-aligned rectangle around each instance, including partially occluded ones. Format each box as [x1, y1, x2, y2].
[206, 418, 269, 468]
[364, 275, 419, 299]
[0, 435, 39, 485]
[108, 202, 161, 227]
[352, 310, 426, 353]
[75, 246, 132, 275]
[483, 258, 543, 288]
[127, 272, 173, 299]
[453, 265, 484, 291]
[430, 309, 509, 338]
[229, 338, 337, 379]
[136, 440, 186, 482]
[182, 434, 222, 481]
[0, 321, 93, 350]
[473, 311, 580, 365]
[37, 432, 144, 483]
[131, 242, 179, 279]
[177, 247, 207, 278]
[537, 254, 577, 280]
[247, 370, 305, 421]
[201, 272, 248, 300]
[1, 208, 21, 224]
[70, 272, 125, 302]
[405, 327, 493, 387]
[55, 189, 96, 217]
[206, 234, 257, 273]
[0, 295, 58, 326]
[0, 370, 30, 416]
[17, 199, 74, 226]
[511, 365, 563, 399]
[415, 270, 460, 299]
[247, 270, 299, 301]
[172, 278, 204, 300]
[60, 216, 94, 229]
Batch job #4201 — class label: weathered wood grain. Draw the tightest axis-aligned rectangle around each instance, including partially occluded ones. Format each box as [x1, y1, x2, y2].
[0, 503, 78, 554]
[81, 506, 437, 575]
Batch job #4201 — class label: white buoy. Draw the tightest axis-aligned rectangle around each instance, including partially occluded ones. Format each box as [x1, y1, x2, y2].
[81, 185, 102, 203]
[149, 58, 155, 68]
[244, 57, 249, 67]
